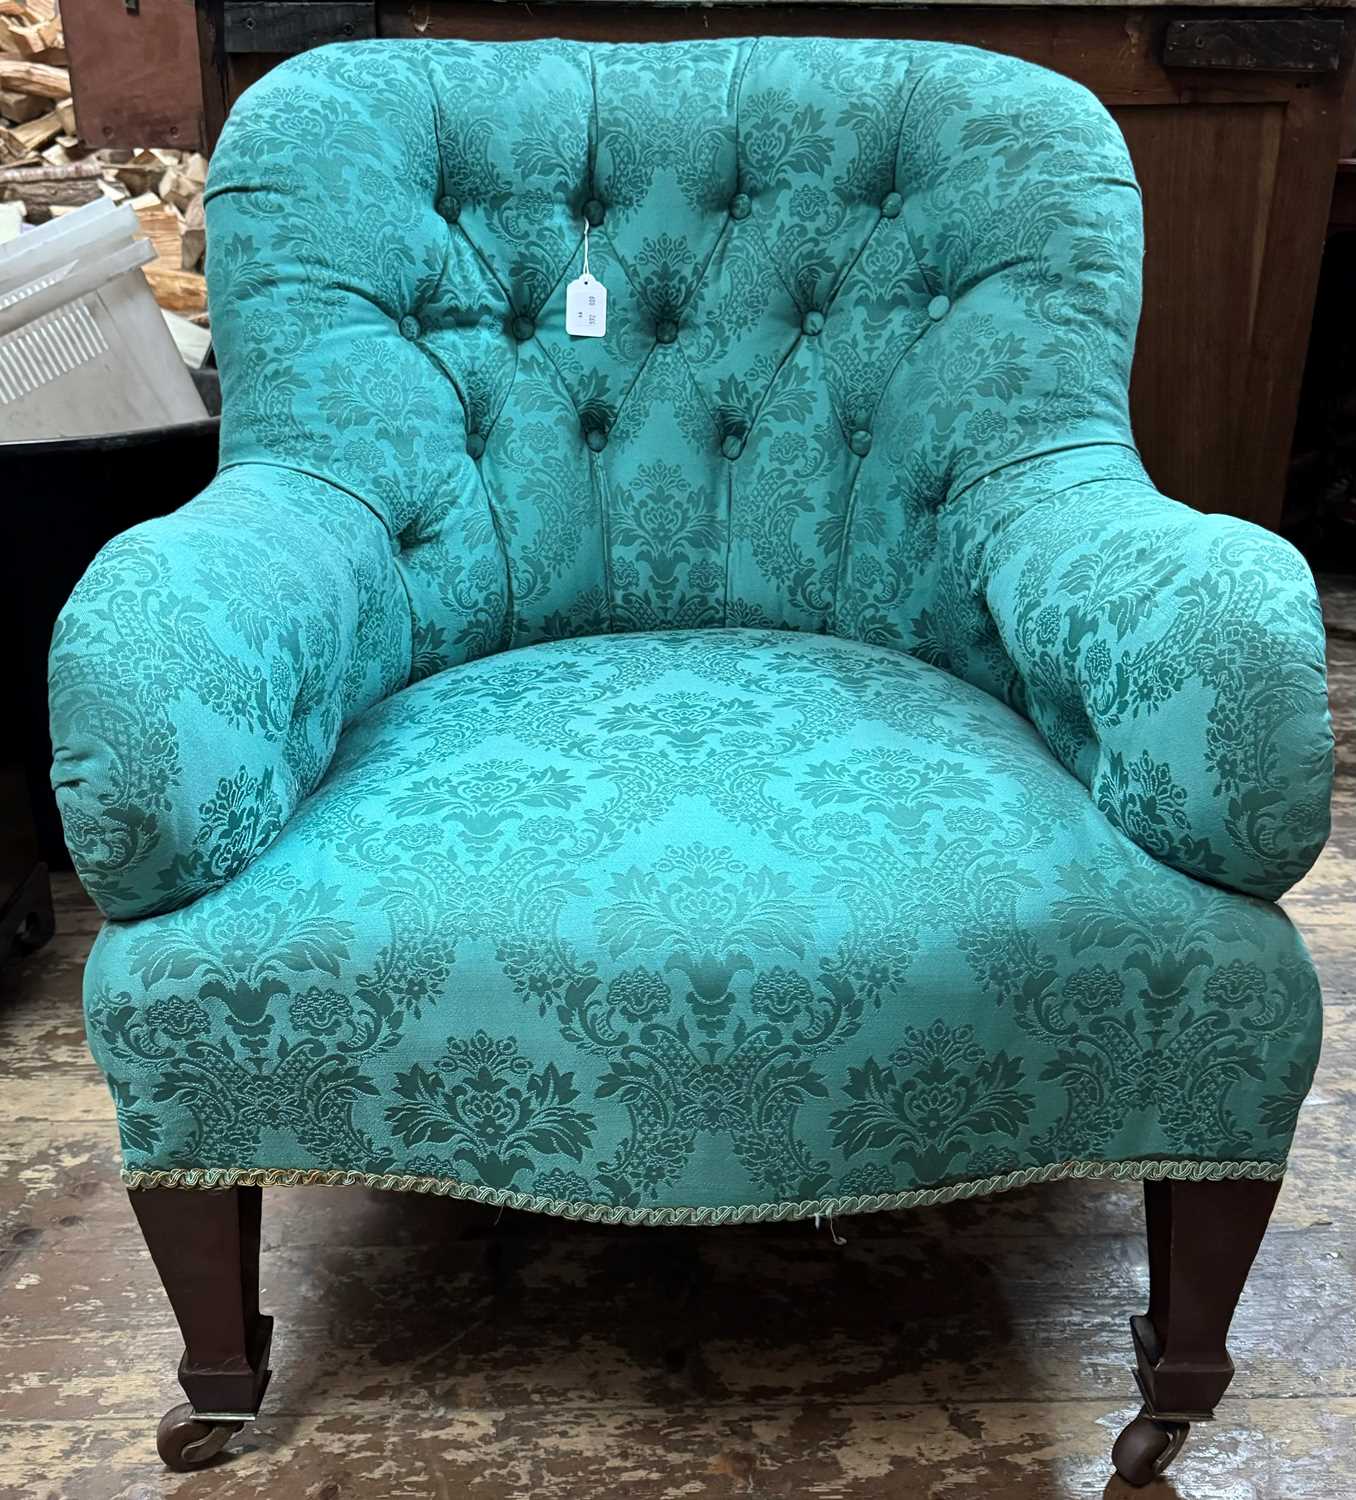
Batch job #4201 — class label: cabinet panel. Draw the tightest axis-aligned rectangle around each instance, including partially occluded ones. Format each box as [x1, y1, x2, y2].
[1117, 104, 1284, 515]
[62, 0, 222, 149]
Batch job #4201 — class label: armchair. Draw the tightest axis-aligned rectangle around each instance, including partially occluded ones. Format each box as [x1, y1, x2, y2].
[49, 37, 1332, 1483]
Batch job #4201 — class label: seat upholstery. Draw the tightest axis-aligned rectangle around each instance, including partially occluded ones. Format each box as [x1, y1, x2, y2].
[49, 37, 1332, 1221]
[84, 629, 1319, 1219]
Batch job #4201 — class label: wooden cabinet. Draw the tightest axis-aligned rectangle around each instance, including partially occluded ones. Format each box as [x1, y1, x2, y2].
[59, 0, 1356, 529]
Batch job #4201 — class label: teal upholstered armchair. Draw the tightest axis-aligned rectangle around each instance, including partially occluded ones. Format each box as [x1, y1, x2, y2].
[49, 36, 1332, 1482]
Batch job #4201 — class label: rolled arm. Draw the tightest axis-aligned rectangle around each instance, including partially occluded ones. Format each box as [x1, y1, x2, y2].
[49, 463, 411, 919]
[948, 450, 1333, 900]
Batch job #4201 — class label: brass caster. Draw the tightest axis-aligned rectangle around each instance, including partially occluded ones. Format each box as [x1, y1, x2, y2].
[155, 1402, 244, 1472]
[1112, 1408, 1191, 1486]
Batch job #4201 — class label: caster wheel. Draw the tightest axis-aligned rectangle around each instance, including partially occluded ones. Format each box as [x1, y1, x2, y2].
[1112, 1409, 1190, 1486]
[155, 1402, 244, 1472]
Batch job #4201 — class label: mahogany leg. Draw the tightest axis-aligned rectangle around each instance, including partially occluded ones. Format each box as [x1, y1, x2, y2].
[129, 1186, 272, 1471]
[1112, 1177, 1280, 1486]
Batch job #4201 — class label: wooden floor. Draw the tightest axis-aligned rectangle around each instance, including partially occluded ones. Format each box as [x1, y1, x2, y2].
[1, 582, 1353, 1500]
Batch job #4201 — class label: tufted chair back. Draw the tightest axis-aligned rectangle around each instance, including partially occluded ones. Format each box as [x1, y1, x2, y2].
[206, 37, 1142, 680]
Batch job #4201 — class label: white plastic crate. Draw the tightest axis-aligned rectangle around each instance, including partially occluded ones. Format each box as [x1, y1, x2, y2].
[0, 199, 207, 440]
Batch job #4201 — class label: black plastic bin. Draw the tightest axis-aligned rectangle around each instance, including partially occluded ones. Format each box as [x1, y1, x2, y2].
[4, 370, 221, 869]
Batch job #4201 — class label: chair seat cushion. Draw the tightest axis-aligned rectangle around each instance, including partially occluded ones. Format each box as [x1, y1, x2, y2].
[87, 629, 1319, 1222]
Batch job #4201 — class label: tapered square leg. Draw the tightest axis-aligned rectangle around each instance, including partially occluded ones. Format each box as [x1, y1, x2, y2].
[129, 1186, 272, 1470]
[1112, 1177, 1279, 1486]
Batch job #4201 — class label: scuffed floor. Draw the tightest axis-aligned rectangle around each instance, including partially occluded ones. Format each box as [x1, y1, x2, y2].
[1, 581, 1353, 1500]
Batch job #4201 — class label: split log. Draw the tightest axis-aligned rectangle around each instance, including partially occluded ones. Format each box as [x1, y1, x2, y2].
[0, 57, 69, 98]
[0, 14, 61, 57]
[134, 197, 182, 263]
[132, 195, 208, 314]
[0, 104, 61, 163]
[0, 85, 45, 121]
[0, 157, 101, 216]
[102, 148, 164, 198]
[180, 193, 205, 271]
[157, 165, 200, 212]
[142, 263, 208, 316]
[0, 177, 98, 216]
[0, 157, 99, 185]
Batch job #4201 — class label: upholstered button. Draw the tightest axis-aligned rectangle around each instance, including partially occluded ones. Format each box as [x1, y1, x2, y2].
[655, 319, 678, 345]
[585, 428, 608, 453]
[398, 315, 420, 340]
[511, 314, 535, 342]
[849, 429, 872, 457]
[584, 197, 606, 227]
[729, 193, 751, 221]
[437, 195, 460, 222]
[801, 309, 825, 337]
[721, 432, 745, 461]
[928, 294, 951, 321]
[465, 431, 485, 460]
[880, 191, 903, 219]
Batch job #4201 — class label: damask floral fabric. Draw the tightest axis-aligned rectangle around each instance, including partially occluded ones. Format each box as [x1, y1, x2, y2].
[50, 465, 411, 918]
[49, 37, 1331, 1218]
[85, 630, 1320, 1216]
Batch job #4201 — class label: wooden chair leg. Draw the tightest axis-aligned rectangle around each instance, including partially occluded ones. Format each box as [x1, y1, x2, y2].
[129, 1185, 272, 1471]
[1112, 1176, 1280, 1486]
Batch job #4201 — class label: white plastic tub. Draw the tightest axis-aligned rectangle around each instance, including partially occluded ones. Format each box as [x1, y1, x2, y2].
[0, 198, 207, 441]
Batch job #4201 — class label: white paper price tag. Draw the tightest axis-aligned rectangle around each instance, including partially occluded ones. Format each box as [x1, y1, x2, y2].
[566, 273, 607, 338]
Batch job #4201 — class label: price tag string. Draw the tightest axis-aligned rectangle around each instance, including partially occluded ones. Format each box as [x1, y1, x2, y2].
[566, 214, 607, 337]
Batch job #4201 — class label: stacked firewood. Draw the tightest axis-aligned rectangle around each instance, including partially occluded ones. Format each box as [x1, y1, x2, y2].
[0, 0, 208, 319]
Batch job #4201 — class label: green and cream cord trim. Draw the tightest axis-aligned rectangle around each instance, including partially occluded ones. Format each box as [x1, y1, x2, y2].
[121, 1157, 1286, 1227]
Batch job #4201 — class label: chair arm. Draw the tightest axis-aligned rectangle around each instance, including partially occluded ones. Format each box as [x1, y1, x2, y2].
[947, 450, 1333, 899]
[49, 463, 411, 919]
